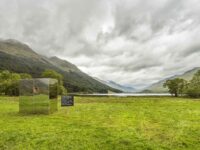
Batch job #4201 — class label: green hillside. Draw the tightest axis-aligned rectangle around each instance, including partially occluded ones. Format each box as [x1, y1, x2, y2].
[144, 67, 200, 93]
[0, 39, 120, 93]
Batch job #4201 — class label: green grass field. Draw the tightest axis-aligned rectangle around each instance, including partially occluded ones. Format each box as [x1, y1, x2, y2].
[0, 96, 200, 150]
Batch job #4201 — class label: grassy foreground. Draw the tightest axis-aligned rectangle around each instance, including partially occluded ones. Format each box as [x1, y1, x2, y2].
[0, 96, 200, 150]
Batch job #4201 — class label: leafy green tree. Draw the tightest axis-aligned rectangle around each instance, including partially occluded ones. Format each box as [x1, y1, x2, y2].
[186, 70, 200, 98]
[42, 70, 63, 84]
[0, 70, 11, 94]
[41, 69, 67, 94]
[163, 78, 187, 97]
[20, 73, 32, 79]
[5, 73, 21, 96]
[0, 71, 20, 96]
[0, 70, 32, 96]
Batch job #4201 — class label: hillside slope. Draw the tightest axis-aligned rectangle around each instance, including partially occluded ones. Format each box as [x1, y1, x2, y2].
[144, 67, 200, 93]
[0, 39, 120, 93]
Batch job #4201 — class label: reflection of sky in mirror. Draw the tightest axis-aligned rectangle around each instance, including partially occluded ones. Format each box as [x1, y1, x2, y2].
[36, 78, 49, 85]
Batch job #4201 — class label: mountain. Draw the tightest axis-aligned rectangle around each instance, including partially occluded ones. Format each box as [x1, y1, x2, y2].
[94, 77, 136, 93]
[0, 39, 121, 93]
[143, 67, 200, 93]
[49, 56, 81, 73]
[106, 81, 136, 92]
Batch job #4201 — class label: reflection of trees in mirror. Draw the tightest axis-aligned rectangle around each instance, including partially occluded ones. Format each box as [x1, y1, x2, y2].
[19, 80, 33, 96]
[42, 69, 66, 95]
[49, 83, 58, 99]
[34, 79, 49, 95]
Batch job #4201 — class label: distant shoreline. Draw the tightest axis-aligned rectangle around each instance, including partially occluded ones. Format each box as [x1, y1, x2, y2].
[68, 93, 171, 97]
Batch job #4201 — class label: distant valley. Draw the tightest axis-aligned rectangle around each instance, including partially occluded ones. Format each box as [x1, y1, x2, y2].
[94, 77, 136, 93]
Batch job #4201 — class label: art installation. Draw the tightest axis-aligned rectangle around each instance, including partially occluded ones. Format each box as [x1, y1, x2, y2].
[61, 95, 74, 106]
[19, 78, 58, 114]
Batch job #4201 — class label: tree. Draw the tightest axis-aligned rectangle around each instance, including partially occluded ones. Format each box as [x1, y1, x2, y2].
[20, 73, 32, 79]
[186, 70, 200, 98]
[0, 71, 19, 96]
[163, 78, 187, 97]
[42, 70, 63, 85]
[4, 73, 21, 96]
[41, 69, 66, 94]
[0, 70, 32, 96]
[0, 70, 11, 94]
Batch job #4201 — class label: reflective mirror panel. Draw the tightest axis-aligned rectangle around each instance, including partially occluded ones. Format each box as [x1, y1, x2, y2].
[19, 78, 58, 114]
[49, 79, 58, 99]
[49, 79, 58, 113]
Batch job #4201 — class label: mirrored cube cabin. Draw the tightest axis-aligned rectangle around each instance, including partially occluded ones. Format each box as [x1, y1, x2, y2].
[19, 78, 58, 114]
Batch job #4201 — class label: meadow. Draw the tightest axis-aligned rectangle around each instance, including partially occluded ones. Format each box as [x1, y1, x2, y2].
[0, 96, 200, 150]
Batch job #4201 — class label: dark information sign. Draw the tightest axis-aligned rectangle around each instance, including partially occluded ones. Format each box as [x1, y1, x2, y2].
[61, 95, 74, 106]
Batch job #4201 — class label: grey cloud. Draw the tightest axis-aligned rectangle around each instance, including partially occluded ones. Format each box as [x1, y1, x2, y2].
[181, 44, 200, 57]
[111, 0, 198, 42]
[0, 0, 200, 89]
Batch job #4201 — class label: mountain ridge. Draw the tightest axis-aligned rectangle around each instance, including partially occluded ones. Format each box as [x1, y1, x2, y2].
[49, 56, 81, 73]
[0, 39, 121, 93]
[94, 77, 136, 93]
[143, 67, 200, 93]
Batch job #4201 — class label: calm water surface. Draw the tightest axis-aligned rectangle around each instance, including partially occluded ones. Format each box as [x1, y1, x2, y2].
[71, 93, 171, 97]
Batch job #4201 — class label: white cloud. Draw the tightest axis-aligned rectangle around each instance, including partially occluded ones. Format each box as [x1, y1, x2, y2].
[0, 0, 200, 89]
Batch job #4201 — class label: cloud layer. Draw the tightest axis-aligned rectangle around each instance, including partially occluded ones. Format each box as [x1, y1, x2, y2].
[1, 0, 200, 89]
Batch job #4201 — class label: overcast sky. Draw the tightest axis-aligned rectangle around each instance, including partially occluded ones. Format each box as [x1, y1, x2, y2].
[1, 0, 200, 89]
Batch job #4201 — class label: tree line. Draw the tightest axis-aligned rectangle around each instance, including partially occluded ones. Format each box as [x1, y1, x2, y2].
[163, 70, 200, 98]
[0, 69, 66, 96]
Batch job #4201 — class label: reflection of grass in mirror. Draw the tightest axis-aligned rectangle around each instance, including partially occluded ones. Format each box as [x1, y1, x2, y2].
[50, 99, 58, 113]
[19, 95, 57, 114]
[1, 96, 200, 150]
